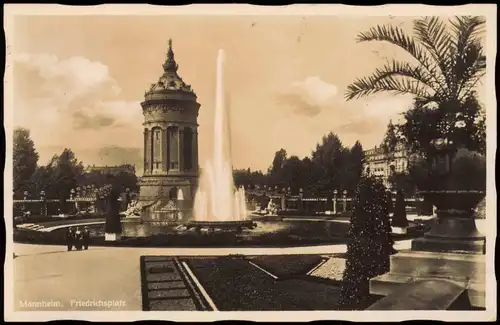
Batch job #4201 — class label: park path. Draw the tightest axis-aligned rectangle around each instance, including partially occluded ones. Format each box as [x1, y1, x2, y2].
[10, 240, 414, 312]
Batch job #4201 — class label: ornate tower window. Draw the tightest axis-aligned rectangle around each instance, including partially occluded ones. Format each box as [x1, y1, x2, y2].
[168, 127, 179, 170]
[144, 129, 151, 173]
[152, 128, 163, 172]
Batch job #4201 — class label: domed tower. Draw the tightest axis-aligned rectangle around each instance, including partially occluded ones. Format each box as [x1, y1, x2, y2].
[138, 39, 200, 215]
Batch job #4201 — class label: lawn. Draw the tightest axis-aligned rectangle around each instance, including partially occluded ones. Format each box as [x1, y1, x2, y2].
[184, 256, 342, 311]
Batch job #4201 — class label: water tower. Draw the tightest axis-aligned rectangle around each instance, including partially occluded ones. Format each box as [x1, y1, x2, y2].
[138, 39, 200, 216]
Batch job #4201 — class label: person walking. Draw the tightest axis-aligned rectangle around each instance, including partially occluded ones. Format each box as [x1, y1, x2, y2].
[66, 227, 75, 251]
[74, 227, 83, 250]
[82, 226, 91, 250]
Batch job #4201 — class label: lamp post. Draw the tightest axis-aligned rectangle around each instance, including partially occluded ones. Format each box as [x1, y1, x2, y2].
[40, 191, 47, 216]
[342, 190, 348, 213]
[333, 189, 338, 214]
[22, 191, 29, 218]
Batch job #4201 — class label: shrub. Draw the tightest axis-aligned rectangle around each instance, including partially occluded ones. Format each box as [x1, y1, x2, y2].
[392, 190, 409, 228]
[339, 176, 394, 308]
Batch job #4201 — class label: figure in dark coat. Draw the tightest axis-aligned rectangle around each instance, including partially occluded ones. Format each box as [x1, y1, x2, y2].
[74, 227, 84, 250]
[82, 226, 91, 250]
[66, 227, 75, 251]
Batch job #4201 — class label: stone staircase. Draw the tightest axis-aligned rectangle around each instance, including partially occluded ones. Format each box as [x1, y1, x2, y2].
[370, 250, 485, 309]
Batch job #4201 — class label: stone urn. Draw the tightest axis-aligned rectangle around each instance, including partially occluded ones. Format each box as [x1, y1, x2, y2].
[412, 190, 486, 254]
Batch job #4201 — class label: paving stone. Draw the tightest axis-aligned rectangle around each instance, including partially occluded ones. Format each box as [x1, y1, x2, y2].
[148, 266, 176, 274]
[148, 281, 186, 290]
[148, 289, 191, 299]
[148, 298, 197, 311]
[145, 261, 175, 269]
[146, 272, 182, 282]
[144, 256, 172, 262]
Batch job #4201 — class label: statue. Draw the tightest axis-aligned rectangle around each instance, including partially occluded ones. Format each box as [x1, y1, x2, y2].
[165, 200, 179, 221]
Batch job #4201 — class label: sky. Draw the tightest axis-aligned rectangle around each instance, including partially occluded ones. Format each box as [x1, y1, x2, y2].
[9, 13, 488, 175]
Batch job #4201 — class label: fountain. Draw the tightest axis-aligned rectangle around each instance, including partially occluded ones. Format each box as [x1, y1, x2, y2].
[187, 49, 255, 233]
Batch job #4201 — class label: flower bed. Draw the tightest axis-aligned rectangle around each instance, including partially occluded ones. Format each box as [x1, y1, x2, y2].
[308, 257, 346, 282]
[184, 256, 342, 311]
[246, 255, 324, 278]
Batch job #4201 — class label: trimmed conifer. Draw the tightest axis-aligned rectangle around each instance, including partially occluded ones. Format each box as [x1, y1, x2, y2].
[104, 184, 123, 234]
[392, 189, 409, 228]
[339, 176, 394, 309]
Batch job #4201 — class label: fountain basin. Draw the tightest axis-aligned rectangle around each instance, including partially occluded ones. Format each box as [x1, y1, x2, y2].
[186, 220, 256, 232]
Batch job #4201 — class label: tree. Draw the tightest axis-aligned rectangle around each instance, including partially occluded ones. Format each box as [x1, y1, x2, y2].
[381, 120, 399, 158]
[268, 149, 288, 186]
[281, 155, 303, 193]
[30, 165, 54, 197]
[345, 16, 486, 158]
[311, 132, 346, 193]
[339, 176, 394, 308]
[50, 149, 84, 202]
[13, 128, 39, 198]
[341, 141, 365, 192]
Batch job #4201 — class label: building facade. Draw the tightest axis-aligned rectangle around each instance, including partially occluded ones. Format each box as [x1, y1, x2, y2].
[364, 144, 409, 188]
[138, 39, 200, 207]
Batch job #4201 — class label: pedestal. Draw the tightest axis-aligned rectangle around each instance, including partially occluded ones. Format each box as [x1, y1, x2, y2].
[391, 226, 407, 235]
[369, 190, 486, 310]
[369, 250, 485, 308]
[412, 217, 485, 254]
[105, 233, 122, 241]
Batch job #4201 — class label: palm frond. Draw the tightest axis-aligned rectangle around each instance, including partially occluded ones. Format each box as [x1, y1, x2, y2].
[345, 73, 432, 101]
[370, 60, 437, 92]
[450, 16, 486, 52]
[355, 24, 448, 94]
[448, 16, 487, 99]
[413, 17, 455, 95]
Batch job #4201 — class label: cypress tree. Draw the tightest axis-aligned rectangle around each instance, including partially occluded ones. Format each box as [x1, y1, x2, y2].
[386, 190, 393, 215]
[339, 176, 394, 309]
[104, 184, 123, 235]
[392, 189, 409, 228]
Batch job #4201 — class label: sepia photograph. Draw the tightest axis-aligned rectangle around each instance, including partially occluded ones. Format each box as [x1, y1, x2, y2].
[3, 4, 497, 322]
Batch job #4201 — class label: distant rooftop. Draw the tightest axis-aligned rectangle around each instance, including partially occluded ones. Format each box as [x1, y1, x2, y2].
[85, 164, 136, 174]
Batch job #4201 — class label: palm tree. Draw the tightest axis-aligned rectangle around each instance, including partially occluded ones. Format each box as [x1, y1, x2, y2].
[345, 16, 486, 155]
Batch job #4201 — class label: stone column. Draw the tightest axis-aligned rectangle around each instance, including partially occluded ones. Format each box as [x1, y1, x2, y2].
[166, 126, 171, 171]
[178, 127, 184, 172]
[143, 128, 148, 174]
[162, 127, 167, 171]
[150, 128, 154, 173]
[192, 129, 198, 172]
